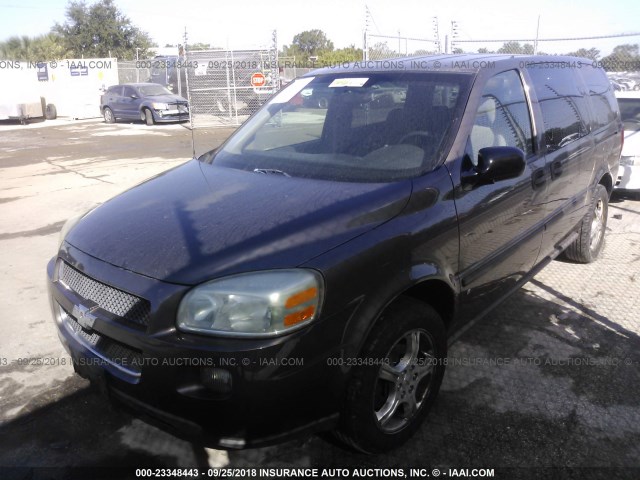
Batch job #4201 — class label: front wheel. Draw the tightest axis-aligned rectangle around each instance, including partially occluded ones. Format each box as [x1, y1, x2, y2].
[564, 184, 608, 263]
[143, 109, 154, 126]
[337, 297, 447, 453]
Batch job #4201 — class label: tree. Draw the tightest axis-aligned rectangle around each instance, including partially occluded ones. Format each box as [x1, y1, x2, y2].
[319, 45, 363, 64]
[53, 0, 155, 59]
[368, 41, 394, 60]
[0, 33, 67, 60]
[292, 29, 334, 57]
[497, 41, 534, 55]
[600, 44, 640, 71]
[189, 42, 217, 51]
[566, 47, 600, 61]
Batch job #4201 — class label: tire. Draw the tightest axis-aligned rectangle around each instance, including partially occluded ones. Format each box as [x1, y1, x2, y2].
[45, 104, 57, 120]
[336, 296, 447, 453]
[143, 108, 154, 126]
[564, 184, 608, 263]
[317, 97, 329, 109]
[103, 107, 115, 124]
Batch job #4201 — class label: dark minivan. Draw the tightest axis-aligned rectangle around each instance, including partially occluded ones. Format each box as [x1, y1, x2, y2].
[48, 55, 621, 453]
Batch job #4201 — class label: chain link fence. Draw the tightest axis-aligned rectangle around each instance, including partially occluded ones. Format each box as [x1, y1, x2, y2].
[117, 60, 151, 85]
[184, 48, 279, 128]
[365, 33, 439, 61]
[364, 32, 640, 90]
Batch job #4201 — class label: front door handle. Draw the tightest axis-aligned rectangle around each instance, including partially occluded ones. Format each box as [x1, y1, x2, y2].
[532, 168, 546, 189]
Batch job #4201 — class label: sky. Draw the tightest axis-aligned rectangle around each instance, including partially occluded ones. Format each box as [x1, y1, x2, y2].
[0, 0, 639, 56]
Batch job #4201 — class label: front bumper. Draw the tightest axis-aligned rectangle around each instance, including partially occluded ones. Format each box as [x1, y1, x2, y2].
[47, 245, 348, 447]
[152, 105, 189, 122]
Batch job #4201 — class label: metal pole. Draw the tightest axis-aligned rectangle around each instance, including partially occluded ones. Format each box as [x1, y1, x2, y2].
[363, 5, 369, 61]
[534, 15, 540, 55]
[229, 49, 238, 125]
[183, 26, 195, 156]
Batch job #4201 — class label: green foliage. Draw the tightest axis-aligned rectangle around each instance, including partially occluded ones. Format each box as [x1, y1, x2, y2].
[600, 44, 640, 71]
[496, 41, 534, 54]
[318, 45, 363, 64]
[368, 41, 394, 59]
[189, 42, 218, 51]
[292, 29, 334, 57]
[52, 0, 155, 59]
[566, 47, 600, 61]
[0, 33, 67, 61]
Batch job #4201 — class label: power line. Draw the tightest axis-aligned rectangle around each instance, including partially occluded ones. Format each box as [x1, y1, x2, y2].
[455, 32, 640, 43]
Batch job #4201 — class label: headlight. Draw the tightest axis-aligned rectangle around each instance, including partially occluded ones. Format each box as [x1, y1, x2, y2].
[152, 102, 169, 110]
[620, 155, 639, 166]
[177, 270, 323, 337]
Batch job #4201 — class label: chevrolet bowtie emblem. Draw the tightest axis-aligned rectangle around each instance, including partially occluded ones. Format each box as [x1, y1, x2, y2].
[71, 304, 99, 330]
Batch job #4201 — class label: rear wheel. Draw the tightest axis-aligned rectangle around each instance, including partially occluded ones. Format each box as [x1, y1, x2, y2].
[336, 297, 447, 453]
[103, 107, 115, 124]
[564, 184, 608, 263]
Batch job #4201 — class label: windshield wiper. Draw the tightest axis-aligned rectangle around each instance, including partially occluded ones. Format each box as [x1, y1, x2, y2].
[253, 168, 291, 177]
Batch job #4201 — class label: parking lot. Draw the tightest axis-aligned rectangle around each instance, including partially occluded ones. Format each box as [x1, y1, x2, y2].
[0, 118, 639, 479]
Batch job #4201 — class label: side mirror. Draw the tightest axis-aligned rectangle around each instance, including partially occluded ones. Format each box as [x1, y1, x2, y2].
[130, 94, 138, 99]
[461, 146, 526, 188]
[197, 148, 218, 162]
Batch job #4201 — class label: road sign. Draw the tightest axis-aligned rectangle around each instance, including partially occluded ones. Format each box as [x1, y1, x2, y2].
[251, 72, 266, 87]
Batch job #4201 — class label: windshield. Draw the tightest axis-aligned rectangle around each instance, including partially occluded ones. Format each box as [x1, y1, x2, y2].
[138, 84, 173, 96]
[211, 72, 472, 182]
[618, 97, 640, 132]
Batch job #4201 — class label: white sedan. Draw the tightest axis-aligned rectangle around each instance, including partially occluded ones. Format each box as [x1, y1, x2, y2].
[615, 91, 640, 191]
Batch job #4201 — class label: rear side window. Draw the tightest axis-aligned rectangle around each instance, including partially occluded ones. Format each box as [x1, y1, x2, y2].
[107, 86, 122, 96]
[468, 70, 534, 163]
[528, 67, 589, 152]
[579, 65, 618, 130]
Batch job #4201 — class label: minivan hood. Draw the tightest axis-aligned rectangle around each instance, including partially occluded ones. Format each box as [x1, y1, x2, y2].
[65, 160, 411, 285]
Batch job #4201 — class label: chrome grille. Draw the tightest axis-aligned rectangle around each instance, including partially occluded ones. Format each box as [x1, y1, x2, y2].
[58, 261, 150, 327]
[63, 308, 143, 375]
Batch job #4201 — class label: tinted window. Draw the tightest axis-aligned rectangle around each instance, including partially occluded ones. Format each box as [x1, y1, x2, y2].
[579, 66, 618, 130]
[468, 70, 534, 163]
[528, 67, 589, 152]
[123, 86, 136, 97]
[213, 73, 472, 182]
[107, 86, 122, 95]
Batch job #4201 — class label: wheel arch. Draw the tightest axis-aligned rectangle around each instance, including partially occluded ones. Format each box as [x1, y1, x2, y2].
[599, 171, 613, 196]
[341, 265, 457, 362]
[401, 278, 456, 331]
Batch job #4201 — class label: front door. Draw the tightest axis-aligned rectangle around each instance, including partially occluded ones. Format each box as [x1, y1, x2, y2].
[452, 69, 547, 322]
